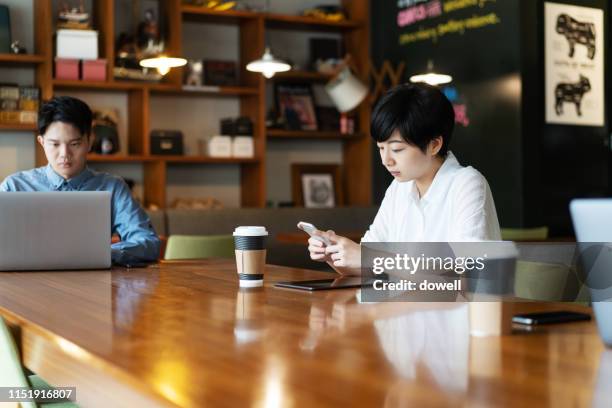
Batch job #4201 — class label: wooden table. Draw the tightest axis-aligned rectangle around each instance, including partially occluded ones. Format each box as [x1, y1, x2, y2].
[0, 260, 610, 407]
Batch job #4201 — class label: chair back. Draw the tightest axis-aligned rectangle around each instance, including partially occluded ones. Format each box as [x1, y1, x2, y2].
[501, 227, 549, 241]
[0, 316, 37, 408]
[164, 234, 235, 260]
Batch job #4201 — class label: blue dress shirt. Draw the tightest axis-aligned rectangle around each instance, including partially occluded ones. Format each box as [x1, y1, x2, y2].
[0, 165, 161, 266]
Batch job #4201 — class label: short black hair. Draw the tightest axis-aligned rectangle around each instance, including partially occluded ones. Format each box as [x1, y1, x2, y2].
[371, 83, 455, 157]
[38, 96, 93, 137]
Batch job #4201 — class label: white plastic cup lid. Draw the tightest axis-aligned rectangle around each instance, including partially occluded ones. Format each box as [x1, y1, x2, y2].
[233, 226, 268, 236]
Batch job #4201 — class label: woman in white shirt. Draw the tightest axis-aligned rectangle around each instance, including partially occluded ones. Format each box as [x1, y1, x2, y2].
[308, 83, 501, 275]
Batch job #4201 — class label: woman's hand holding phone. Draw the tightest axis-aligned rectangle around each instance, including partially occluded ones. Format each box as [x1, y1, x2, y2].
[307, 229, 336, 263]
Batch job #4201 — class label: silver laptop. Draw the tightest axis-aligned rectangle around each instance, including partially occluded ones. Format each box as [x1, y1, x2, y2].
[570, 199, 612, 347]
[0, 192, 111, 271]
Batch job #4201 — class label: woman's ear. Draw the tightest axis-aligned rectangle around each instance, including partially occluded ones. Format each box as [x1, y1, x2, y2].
[429, 136, 443, 156]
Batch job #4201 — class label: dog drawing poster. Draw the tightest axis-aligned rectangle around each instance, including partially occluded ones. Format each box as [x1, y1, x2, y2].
[545, 2, 603, 126]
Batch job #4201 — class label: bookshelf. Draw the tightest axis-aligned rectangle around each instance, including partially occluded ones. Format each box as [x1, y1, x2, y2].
[0, 0, 371, 208]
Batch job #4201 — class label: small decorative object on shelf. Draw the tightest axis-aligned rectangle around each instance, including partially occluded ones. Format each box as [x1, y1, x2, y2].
[10, 40, 26, 54]
[204, 60, 238, 86]
[315, 106, 340, 131]
[275, 83, 318, 131]
[151, 130, 184, 155]
[220, 116, 253, 136]
[220, 116, 254, 157]
[57, 0, 91, 30]
[182, 0, 238, 11]
[301, 5, 346, 22]
[92, 109, 120, 155]
[0, 85, 39, 125]
[114, 5, 168, 81]
[310, 38, 342, 74]
[184, 60, 204, 86]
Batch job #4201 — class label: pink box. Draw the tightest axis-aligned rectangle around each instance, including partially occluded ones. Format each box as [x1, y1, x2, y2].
[55, 58, 79, 80]
[82, 59, 107, 81]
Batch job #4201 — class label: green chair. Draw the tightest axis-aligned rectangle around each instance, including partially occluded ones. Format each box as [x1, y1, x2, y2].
[0, 316, 78, 408]
[501, 227, 549, 241]
[164, 234, 235, 260]
[514, 260, 590, 304]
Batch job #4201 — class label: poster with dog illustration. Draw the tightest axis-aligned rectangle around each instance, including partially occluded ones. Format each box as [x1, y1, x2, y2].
[545, 2, 603, 126]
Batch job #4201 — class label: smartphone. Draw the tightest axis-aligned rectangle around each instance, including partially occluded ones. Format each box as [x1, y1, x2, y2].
[297, 221, 331, 245]
[274, 277, 367, 291]
[512, 311, 591, 325]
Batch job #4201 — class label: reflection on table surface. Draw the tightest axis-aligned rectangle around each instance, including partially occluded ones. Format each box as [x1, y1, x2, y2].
[0, 259, 610, 407]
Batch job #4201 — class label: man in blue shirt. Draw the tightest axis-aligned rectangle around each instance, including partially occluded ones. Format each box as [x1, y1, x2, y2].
[0, 96, 160, 266]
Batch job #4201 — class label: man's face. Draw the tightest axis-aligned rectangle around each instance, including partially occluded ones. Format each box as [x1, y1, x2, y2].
[37, 122, 93, 180]
[377, 131, 440, 183]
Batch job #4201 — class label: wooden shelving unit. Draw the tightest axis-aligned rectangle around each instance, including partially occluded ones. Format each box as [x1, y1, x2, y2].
[1, 0, 371, 208]
[264, 13, 362, 31]
[273, 70, 333, 82]
[0, 123, 38, 131]
[0, 53, 45, 65]
[266, 129, 360, 140]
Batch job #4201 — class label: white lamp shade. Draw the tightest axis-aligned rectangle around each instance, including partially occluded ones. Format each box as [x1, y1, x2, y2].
[325, 68, 368, 113]
[246, 48, 291, 78]
[409, 72, 453, 86]
[140, 56, 187, 76]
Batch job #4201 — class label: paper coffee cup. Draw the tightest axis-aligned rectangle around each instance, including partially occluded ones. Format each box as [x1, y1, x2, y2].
[233, 226, 268, 288]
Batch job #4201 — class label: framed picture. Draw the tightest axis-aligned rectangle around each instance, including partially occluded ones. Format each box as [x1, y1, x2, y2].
[275, 83, 318, 131]
[291, 164, 343, 208]
[544, 2, 604, 126]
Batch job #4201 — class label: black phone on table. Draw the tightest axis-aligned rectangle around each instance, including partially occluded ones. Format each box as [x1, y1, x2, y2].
[512, 311, 591, 325]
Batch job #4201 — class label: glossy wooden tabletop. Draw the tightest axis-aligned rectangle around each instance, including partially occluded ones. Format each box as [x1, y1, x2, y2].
[0, 260, 610, 407]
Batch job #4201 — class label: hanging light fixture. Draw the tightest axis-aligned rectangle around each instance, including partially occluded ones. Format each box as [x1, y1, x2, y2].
[139, 55, 187, 76]
[409, 60, 452, 86]
[245, 0, 291, 78]
[246, 47, 291, 79]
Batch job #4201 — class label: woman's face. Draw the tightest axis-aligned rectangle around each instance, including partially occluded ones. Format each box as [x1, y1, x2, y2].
[376, 130, 441, 182]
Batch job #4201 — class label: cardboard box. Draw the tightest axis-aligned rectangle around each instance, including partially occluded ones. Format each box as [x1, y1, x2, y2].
[55, 58, 79, 80]
[82, 59, 107, 81]
[151, 130, 184, 155]
[1, 99, 17, 111]
[19, 111, 37, 124]
[0, 110, 19, 124]
[207, 135, 232, 157]
[56, 29, 98, 60]
[232, 136, 254, 158]
[18, 99, 39, 111]
[0, 85, 19, 100]
[19, 86, 40, 100]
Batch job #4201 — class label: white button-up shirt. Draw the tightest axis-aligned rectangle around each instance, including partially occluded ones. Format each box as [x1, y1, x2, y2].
[362, 152, 501, 242]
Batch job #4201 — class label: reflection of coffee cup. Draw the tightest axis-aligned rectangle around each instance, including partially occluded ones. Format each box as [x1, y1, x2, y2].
[233, 226, 268, 288]
[234, 288, 266, 344]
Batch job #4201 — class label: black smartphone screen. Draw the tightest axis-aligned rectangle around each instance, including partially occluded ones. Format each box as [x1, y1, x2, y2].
[512, 311, 591, 325]
[274, 277, 367, 291]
